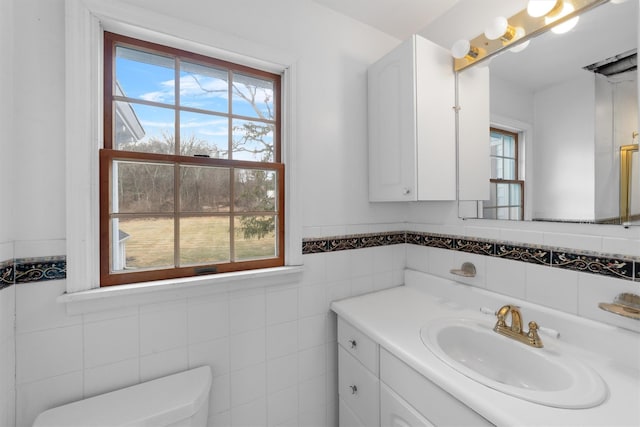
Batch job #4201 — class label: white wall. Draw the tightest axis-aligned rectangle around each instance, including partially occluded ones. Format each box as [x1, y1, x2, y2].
[0, 0, 16, 425]
[0, 0, 14, 244]
[533, 72, 596, 221]
[12, 0, 66, 242]
[594, 73, 617, 220]
[490, 74, 534, 125]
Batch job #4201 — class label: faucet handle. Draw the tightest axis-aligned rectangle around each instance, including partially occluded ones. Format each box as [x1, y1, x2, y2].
[527, 321, 544, 348]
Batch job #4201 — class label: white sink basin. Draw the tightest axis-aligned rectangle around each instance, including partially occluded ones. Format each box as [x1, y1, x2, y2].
[420, 318, 608, 408]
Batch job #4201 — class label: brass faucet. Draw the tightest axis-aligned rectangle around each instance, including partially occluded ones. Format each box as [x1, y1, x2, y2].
[494, 305, 543, 348]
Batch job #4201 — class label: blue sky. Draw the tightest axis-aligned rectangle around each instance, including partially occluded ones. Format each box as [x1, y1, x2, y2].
[115, 49, 274, 160]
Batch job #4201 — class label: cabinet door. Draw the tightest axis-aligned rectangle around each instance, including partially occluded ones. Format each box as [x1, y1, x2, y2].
[368, 35, 456, 202]
[380, 348, 493, 426]
[340, 397, 367, 427]
[458, 65, 490, 201]
[415, 36, 456, 201]
[381, 383, 435, 427]
[368, 37, 416, 201]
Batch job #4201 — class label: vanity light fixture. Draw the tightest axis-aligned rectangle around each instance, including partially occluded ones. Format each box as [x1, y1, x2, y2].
[452, 0, 607, 71]
[451, 39, 480, 60]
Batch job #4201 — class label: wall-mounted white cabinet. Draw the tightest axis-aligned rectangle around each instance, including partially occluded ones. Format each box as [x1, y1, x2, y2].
[368, 35, 456, 202]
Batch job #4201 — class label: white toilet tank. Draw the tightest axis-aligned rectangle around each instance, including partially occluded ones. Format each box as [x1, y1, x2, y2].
[32, 366, 212, 427]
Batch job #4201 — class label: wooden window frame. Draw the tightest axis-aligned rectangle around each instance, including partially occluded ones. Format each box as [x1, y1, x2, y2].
[486, 127, 524, 220]
[100, 32, 284, 286]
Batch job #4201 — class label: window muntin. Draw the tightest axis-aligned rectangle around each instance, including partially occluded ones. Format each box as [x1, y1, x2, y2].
[484, 128, 524, 220]
[101, 32, 284, 286]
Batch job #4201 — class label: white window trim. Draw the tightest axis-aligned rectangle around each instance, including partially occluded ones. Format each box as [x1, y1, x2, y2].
[65, 0, 301, 300]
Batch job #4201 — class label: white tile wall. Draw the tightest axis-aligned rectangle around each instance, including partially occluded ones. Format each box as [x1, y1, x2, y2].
[6, 236, 639, 427]
[578, 273, 640, 333]
[485, 256, 527, 299]
[525, 264, 580, 313]
[407, 246, 638, 333]
[0, 285, 16, 427]
[9, 244, 405, 427]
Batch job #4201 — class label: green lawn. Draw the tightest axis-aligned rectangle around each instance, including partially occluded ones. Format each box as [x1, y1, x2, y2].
[118, 216, 275, 269]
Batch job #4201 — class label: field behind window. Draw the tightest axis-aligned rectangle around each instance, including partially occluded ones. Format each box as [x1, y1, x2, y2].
[119, 216, 275, 269]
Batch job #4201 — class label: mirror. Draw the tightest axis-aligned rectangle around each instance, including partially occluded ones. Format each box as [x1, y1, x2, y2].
[464, 0, 638, 225]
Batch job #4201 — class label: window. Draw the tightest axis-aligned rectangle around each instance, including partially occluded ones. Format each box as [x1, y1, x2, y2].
[101, 32, 284, 286]
[483, 128, 524, 220]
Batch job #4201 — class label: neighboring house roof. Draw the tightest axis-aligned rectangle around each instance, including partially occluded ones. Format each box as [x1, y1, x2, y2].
[119, 229, 131, 242]
[115, 82, 146, 142]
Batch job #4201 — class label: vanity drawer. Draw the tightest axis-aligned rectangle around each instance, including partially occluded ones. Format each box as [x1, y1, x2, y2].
[338, 317, 379, 375]
[381, 382, 435, 427]
[380, 348, 493, 427]
[339, 346, 380, 427]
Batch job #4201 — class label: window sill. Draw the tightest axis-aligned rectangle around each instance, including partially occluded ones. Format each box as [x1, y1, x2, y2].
[58, 266, 304, 315]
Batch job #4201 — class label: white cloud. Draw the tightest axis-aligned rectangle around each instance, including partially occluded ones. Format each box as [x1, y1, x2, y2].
[138, 75, 274, 106]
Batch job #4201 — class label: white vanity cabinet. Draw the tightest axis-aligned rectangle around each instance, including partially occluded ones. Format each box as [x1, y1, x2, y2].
[367, 34, 456, 202]
[337, 317, 492, 427]
[337, 317, 380, 426]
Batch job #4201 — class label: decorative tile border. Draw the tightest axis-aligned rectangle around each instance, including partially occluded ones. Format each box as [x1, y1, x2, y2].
[302, 232, 406, 254]
[0, 259, 13, 290]
[495, 243, 550, 266]
[1, 233, 635, 287]
[551, 251, 634, 280]
[303, 231, 639, 282]
[0, 256, 67, 290]
[15, 256, 67, 284]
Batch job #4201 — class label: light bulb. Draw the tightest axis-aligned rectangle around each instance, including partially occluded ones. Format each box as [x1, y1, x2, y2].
[451, 39, 477, 59]
[484, 17, 509, 40]
[527, 0, 563, 17]
[509, 28, 530, 53]
[545, 1, 579, 34]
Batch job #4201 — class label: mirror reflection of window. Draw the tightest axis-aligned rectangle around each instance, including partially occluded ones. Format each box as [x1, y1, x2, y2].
[484, 128, 524, 220]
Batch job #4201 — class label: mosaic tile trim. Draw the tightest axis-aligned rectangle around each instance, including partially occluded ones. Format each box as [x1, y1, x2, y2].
[0, 259, 13, 290]
[14, 256, 67, 284]
[423, 234, 456, 250]
[495, 244, 551, 265]
[302, 232, 405, 254]
[455, 238, 495, 256]
[302, 231, 639, 282]
[551, 251, 634, 280]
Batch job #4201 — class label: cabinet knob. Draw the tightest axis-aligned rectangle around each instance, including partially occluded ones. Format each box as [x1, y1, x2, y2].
[349, 385, 358, 395]
[348, 339, 357, 349]
[402, 188, 411, 195]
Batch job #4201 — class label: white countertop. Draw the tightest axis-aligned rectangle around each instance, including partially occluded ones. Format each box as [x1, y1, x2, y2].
[331, 269, 640, 426]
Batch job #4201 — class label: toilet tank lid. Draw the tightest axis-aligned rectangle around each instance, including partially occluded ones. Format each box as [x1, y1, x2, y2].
[32, 366, 212, 427]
